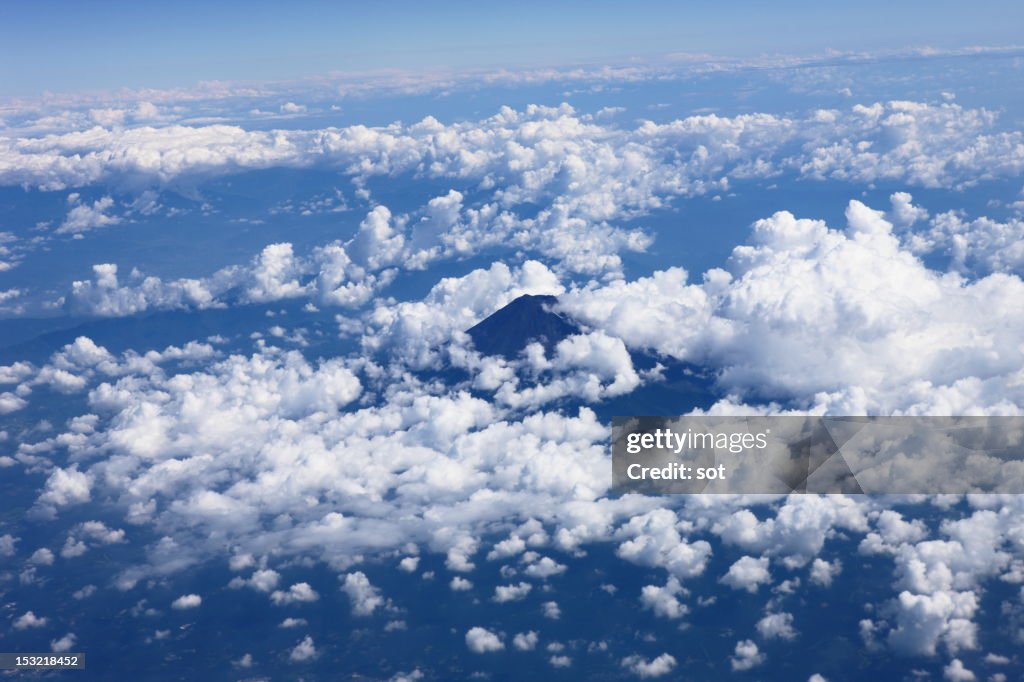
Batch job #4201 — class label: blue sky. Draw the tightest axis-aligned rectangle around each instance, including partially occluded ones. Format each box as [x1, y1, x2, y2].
[2, 0, 1023, 96]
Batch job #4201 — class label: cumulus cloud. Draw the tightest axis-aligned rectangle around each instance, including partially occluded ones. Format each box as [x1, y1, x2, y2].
[271, 582, 319, 606]
[64, 235, 397, 317]
[616, 509, 712, 580]
[943, 658, 976, 681]
[171, 594, 202, 609]
[730, 639, 765, 671]
[909, 208, 1024, 276]
[66, 263, 217, 317]
[621, 653, 677, 678]
[809, 558, 842, 587]
[26, 326, 624, 593]
[36, 466, 92, 514]
[565, 199, 1024, 416]
[289, 635, 317, 662]
[549, 655, 572, 668]
[50, 96, 1024, 323]
[639, 577, 688, 619]
[523, 556, 567, 579]
[12, 98, 1019, 328]
[559, 267, 714, 359]
[232, 653, 254, 668]
[493, 582, 532, 603]
[60, 520, 126, 558]
[756, 612, 797, 640]
[484, 330, 641, 409]
[230, 568, 281, 592]
[720, 556, 771, 593]
[512, 631, 538, 651]
[243, 243, 308, 302]
[341, 572, 384, 615]
[449, 577, 473, 591]
[873, 506, 1021, 657]
[51, 633, 77, 653]
[859, 510, 928, 556]
[465, 627, 504, 653]
[13, 611, 48, 629]
[0, 534, 17, 556]
[0, 391, 28, 414]
[57, 195, 121, 234]
[349, 205, 405, 270]
[889, 191, 929, 228]
[7, 99, 1018, 196]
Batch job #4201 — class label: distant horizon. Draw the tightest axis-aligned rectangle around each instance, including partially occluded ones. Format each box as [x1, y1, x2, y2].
[3, 42, 1021, 109]
[2, 0, 1023, 97]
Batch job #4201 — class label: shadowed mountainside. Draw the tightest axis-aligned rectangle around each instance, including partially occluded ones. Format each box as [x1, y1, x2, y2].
[466, 294, 580, 359]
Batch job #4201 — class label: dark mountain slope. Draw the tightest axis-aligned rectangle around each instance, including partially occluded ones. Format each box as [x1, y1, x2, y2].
[466, 294, 580, 359]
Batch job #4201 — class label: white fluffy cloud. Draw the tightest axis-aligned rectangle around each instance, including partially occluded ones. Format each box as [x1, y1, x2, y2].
[171, 594, 201, 609]
[512, 631, 538, 651]
[51, 633, 77, 653]
[271, 582, 319, 606]
[66, 263, 217, 316]
[878, 505, 1019, 657]
[289, 635, 317, 662]
[25, 328, 627, 590]
[7, 100, 1017, 195]
[57, 195, 121, 234]
[756, 612, 797, 640]
[943, 658, 976, 682]
[0, 534, 17, 556]
[564, 199, 1024, 415]
[621, 653, 677, 678]
[13, 611, 48, 629]
[341, 572, 384, 615]
[65, 232, 399, 317]
[37, 466, 92, 513]
[523, 556, 566, 579]
[230, 568, 281, 593]
[909, 208, 1024, 275]
[0, 391, 27, 414]
[47, 97, 1024, 323]
[720, 556, 771, 593]
[14, 97, 1022, 324]
[465, 626, 504, 653]
[809, 558, 842, 587]
[449, 576, 473, 591]
[639, 577, 688, 619]
[61, 521, 126, 558]
[616, 509, 713, 580]
[729, 639, 765, 671]
[493, 582, 532, 603]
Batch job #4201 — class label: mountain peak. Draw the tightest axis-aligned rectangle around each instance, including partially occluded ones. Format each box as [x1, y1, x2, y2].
[466, 294, 579, 359]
